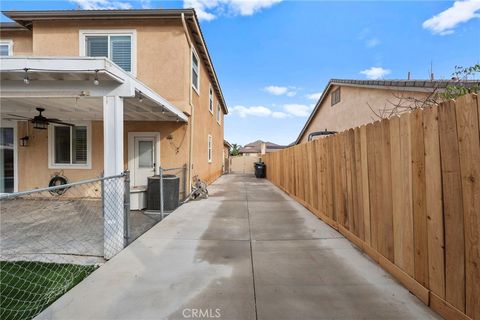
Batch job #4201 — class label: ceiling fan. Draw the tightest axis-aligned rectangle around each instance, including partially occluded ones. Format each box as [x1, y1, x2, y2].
[4, 107, 75, 130]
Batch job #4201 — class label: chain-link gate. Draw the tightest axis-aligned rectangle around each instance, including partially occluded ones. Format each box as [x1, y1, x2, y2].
[0, 173, 129, 319]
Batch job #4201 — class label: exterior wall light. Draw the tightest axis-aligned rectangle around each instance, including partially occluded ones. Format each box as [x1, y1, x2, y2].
[20, 136, 29, 147]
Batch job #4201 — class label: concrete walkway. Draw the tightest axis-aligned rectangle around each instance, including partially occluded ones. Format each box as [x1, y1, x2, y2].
[38, 174, 439, 320]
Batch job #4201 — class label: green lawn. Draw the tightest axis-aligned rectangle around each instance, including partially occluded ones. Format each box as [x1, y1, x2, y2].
[0, 261, 96, 320]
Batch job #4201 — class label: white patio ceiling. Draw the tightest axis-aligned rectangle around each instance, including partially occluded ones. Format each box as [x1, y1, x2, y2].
[0, 56, 188, 122]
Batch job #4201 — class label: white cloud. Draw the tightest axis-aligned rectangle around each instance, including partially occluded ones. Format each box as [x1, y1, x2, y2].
[360, 67, 391, 80]
[423, 0, 480, 35]
[264, 85, 297, 96]
[184, 0, 282, 21]
[264, 85, 288, 95]
[230, 102, 315, 118]
[366, 38, 380, 48]
[306, 92, 323, 100]
[71, 0, 133, 9]
[283, 104, 312, 117]
[230, 105, 273, 118]
[272, 111, 289, 119]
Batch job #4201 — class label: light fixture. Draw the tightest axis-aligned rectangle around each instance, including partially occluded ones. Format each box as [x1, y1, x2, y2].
[138, 92, 143, 103]
[161, 108, 166, 114]
[20, 136, 29, 147]
[93, 70, 99, 86]
[33, 121, 48, 130]
[176, 117, 179, 122]
[23, 68, 30, 85]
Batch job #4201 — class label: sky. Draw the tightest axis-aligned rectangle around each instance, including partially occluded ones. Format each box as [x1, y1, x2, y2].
[1, 0, 480, 146]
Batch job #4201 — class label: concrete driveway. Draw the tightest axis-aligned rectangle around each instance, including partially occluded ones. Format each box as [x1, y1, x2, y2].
[37, 174, 439, 319]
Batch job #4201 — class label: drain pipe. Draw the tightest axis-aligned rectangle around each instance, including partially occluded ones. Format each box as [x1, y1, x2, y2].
[182, 12, 195, 194]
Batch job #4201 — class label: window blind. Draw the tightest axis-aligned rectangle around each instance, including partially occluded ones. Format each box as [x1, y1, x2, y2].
[86, 36, 108, 57]
[110, 36, 132, 72]
[0, 44, 10, 56]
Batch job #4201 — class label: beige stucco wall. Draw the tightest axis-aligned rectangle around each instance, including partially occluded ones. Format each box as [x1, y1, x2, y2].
[0, 30, 33, 55]
[190, 38, 225, 184]
[3, 18, 225, 190]
[30, 20, 190, 112]
[298, 85, 434, 144]
[16, 120, 188, 191]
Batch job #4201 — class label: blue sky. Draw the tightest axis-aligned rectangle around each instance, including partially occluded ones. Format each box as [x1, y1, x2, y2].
[1, 1, 479, 145]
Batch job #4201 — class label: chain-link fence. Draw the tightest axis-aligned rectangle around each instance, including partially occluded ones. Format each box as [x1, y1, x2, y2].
[0, 173, 129, 320]
[0, 167, 190, 319]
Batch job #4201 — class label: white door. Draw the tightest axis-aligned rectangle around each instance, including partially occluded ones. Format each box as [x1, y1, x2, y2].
[128, 133, 160, 187]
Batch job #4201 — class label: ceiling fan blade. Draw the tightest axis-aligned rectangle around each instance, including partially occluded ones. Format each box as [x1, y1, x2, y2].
[47, 119, 75, 127]
[4, 114, 32, 120]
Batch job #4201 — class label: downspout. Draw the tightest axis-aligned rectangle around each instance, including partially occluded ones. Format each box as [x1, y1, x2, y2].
[182, 12, 194, 193]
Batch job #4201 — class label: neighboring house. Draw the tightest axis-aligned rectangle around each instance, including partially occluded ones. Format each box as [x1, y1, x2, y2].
[0, 9, 228, 194]
[238, 140, 286, 157]
[295, 78, 480, 144]
[223, 140, 231, 174]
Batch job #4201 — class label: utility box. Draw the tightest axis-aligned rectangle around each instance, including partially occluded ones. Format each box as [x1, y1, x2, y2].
[147, 174, 180, 211]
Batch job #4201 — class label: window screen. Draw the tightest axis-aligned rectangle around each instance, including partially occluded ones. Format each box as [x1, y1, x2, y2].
[53, 125, 88, 165]
[110, 36, 131, 72]
[0, 44, 10, 56]
[86, 36, 108, 57]
[85, 35, 132, 72]
[54, 126, 71, 164]
[138, 140, 153, 168]
[192, 52, 199, 91]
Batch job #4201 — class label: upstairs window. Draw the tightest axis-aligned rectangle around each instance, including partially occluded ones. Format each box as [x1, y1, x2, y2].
[0, 40, 12, 56]
[82, 31, 134, 73]
[217, 103, 221, 124]
[331, 87, 341, 106]
[209, 86, 214, 114]
[208, 134, 213, 163]
[192, 49, 200, 93]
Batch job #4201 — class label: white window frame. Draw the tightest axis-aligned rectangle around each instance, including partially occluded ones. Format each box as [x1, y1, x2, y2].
[79, 29, 137, 76]
[209, 85, 214, 114]
[207, 134, 213, 163]
[48, 121, 92, 169]
[216, 103, 222, 125]
[0, 40, 13, 56]
[191, 48, 200, 95]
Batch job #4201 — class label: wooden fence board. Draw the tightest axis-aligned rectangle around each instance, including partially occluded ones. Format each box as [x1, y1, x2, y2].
[367, 122, 379, 250]
[379, 119, 394, 261]
[411, 110, 429, 287]
[390, 115, 408, 271]
[423, 106, 446, 299]
[438, 100, 466, 312]
[360, 125, 371, 245]
[399, 112, 415, 277]
[455, 94, 480, 319]
[354, 128, 365, 240]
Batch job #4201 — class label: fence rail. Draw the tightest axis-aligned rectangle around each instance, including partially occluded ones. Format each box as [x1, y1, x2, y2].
[263, 94, 480, 320]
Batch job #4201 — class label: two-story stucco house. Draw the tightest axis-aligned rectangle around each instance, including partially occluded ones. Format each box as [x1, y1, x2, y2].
[0, 9, 228, 194]
[295, 78, 479, 144]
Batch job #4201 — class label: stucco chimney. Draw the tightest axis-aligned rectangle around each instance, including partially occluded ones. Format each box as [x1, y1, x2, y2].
[261, 142, 266, 155]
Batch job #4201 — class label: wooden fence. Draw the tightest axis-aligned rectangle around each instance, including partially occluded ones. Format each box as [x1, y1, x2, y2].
[263, 94, 480, 320]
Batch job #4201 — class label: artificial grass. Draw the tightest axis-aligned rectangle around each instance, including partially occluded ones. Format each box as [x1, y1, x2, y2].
[0, 261, 96, 320]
